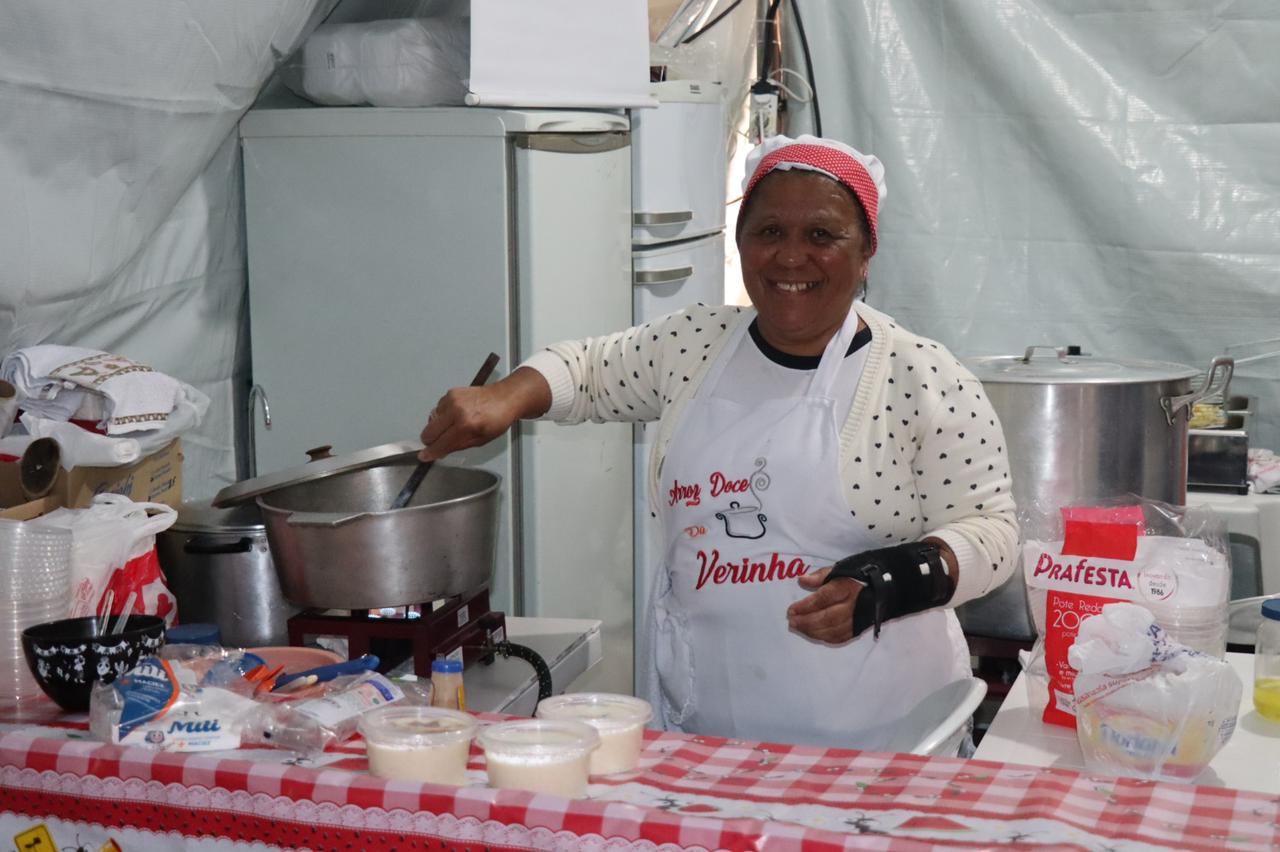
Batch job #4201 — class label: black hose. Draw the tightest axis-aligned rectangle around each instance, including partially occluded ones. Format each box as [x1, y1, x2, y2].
[790, 0, 821, 136]
[493, 640, 553, 704]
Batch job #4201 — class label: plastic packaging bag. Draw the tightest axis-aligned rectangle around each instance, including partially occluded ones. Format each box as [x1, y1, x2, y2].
[283, 18, 470, 107]
[1020, 498, 1229, 728]
[1070, 603, 1241, 782]
[90, 650, 260, 751]
[240, 672, 412, 754]
[32, 494, 178, 624]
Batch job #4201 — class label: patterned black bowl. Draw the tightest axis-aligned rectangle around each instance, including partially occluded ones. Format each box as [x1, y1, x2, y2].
[22, 615, 166, 712]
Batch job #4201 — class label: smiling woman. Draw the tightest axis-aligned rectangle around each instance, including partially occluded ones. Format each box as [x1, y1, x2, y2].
[737, 171, 871, 356]
[417, 134, 1019, 753]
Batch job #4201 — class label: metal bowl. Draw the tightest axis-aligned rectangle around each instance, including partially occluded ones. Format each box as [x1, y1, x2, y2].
[256, 459, 500, 609]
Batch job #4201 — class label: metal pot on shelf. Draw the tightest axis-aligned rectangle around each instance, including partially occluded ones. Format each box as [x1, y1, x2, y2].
[213, 441, 500, 611]
[958, 346, 1233, 641]
[156, 501, 299, 647]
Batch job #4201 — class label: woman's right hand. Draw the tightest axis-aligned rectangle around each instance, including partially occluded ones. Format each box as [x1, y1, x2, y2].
[418, 366, 552, 461]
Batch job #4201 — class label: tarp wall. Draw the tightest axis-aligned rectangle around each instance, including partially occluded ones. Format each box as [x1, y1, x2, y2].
[784, 0, 1280, 450]
[0, 1, 328, 498]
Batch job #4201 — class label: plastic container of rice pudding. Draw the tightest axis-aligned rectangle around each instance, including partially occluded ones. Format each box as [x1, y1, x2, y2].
[535, 693, 653, 775]
[477, 718, 600, 797]
[358, 706, 477, 785]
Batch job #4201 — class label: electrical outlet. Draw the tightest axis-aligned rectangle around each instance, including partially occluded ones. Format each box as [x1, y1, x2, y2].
[750, 90, 779, 142]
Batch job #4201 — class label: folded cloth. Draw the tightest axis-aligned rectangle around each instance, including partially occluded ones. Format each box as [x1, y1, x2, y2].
[20, 414, 141, 468]
[1248, 448, 1280, 494]
[128, 383, 209, 455]
[1, 345, 187, 435]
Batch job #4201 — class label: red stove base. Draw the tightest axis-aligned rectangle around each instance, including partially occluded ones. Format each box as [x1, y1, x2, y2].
[286, 585, 506, 677]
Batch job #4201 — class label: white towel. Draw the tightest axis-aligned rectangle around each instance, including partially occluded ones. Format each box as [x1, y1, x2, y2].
[0, 435, 35, 459]
[20, 414, 142, 468]
[1249, 448, 1280, 494]
[1, 345, 186, 435]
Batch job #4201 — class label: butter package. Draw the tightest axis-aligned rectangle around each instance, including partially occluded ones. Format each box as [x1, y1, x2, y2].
[1069, 603, 1241, 782]
[89, 656, 257, 751]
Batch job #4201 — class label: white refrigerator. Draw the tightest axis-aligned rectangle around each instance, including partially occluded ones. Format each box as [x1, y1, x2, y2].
[239, 94, 636, 693]
[629, 80, 729, 676]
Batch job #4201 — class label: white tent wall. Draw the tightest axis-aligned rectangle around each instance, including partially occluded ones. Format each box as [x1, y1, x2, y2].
[782, 1, 1280, 450]
[0, 1, 328, 499]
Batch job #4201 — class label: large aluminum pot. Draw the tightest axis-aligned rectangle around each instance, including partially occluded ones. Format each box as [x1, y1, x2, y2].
[156, 501, 299, 647]
[958, 346, 1233, 641]
[252, 458, 500, 610]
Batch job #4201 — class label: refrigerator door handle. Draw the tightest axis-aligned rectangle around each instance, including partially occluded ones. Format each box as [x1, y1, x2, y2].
[515, 132, 630, 154]
[634, 265, 695, 286]
[633, 210, 693, 226]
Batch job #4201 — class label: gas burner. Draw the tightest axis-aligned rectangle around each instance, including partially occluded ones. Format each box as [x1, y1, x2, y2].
[286, 585, 506, 677]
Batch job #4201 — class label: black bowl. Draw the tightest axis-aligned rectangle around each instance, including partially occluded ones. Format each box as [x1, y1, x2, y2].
[22, 615, 166, 712]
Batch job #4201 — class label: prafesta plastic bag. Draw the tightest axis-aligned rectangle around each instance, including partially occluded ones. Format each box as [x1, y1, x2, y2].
[1021, 498, 1229, 728]
[1070, 603, 1241, 782]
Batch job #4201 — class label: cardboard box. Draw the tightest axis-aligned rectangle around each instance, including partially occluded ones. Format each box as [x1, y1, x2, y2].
[0, 439, 182, 512]
[0, 493, 60, 521]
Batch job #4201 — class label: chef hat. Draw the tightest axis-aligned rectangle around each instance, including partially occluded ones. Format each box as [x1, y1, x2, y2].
[741, 134, 887, 252]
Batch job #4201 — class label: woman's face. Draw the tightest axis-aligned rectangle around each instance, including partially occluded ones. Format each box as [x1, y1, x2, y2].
[737, 171, 871, 356]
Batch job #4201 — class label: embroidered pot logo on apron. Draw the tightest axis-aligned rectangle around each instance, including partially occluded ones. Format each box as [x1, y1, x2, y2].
[652, 307, 968, 749]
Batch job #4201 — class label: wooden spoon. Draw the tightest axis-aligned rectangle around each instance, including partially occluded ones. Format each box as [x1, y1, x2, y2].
[389, 352, 500, 510]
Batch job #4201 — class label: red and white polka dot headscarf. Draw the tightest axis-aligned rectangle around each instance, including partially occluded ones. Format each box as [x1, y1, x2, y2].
[742, 134, 888, 253]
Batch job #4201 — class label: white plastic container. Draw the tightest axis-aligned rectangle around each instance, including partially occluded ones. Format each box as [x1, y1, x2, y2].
[358, 706, 477, 785]
[477, 718, 599, 798]
[535, 692, 652, 775]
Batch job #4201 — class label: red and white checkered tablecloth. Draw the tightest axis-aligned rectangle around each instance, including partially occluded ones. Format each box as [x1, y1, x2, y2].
[2, 708, 1280, 851]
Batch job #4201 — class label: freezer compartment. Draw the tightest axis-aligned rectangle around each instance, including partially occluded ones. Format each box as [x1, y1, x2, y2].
[632, 232, 726, 324]
[632, 81, 727, 245]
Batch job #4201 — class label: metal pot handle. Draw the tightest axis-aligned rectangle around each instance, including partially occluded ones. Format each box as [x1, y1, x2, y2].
[184, 535, 254, 555]
[1160, 356, 1235, 426]
[284, 511, 373, 529]
[1021, 345, 1070, 363]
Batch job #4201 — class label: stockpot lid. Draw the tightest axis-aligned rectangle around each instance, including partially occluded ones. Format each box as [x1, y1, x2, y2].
[211, 441, 421, 509]
[966, 346, 1199, 385]
[171, 499, 265, 534]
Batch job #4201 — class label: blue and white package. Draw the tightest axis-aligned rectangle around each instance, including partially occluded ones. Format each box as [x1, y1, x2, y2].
[90, 656, 257, 751]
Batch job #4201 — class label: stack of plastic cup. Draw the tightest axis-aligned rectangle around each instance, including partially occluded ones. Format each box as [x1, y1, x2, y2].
[1150, 602, 1229, 657]
[0, 520, 72, 703]
[1141, 539, 1231, 657]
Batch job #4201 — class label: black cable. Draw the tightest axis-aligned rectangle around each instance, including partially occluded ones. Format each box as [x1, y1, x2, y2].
[494, 640, 554, 704]
[789, 0, 822, 136]
[761, 0, 784, 79]
[680, 0, 747, 45]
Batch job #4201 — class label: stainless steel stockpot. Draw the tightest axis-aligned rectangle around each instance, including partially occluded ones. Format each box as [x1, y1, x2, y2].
[957, 346, 1232, 641]
[215, 442, 500, 610]
[156, 501, 299, 647]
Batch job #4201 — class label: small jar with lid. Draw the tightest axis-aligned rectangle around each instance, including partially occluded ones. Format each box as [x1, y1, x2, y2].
[1253, 599, 1280, 722]
[430, 658, 466, 710]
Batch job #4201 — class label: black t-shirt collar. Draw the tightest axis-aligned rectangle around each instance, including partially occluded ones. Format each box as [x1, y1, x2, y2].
[748, 319, 873, 370]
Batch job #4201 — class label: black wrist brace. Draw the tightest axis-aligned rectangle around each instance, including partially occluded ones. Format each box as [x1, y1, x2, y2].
[824, 541, 954, 639]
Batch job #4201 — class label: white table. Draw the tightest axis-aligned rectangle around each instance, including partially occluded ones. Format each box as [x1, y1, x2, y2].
[974, 652, 1280, 793]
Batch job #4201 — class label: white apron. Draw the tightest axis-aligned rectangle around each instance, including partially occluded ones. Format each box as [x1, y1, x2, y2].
[653, 306, 968, 749]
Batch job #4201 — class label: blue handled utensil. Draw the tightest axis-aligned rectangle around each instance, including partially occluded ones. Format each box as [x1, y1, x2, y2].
[271, 654, 380, 692]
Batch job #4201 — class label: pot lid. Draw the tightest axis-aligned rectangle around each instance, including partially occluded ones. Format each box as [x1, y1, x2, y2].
[172, 499, 265, 533]
[966, 346, 1199, 385]
[211, 441, 421, 508]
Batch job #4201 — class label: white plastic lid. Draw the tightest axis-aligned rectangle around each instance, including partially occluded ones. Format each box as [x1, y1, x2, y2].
[535, 693, 653, 733]
[477, 719, 600, 758]
[358, 706, 477, 748]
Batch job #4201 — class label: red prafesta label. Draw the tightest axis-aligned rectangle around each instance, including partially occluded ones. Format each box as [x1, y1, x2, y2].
[1042, 589, 1123, 728]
